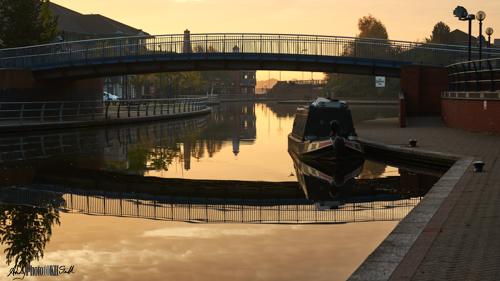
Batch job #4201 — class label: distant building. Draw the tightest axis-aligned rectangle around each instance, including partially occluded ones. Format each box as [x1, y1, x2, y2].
[451, 29, 495, 48]
[49, 2, 150, 98]
[451, 29, 476, 47]
[228, 71, 256, 95]
[50, 2, 149, 41]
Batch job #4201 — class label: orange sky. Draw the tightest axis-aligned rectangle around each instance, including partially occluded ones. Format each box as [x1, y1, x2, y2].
[56, 0, 500, 81]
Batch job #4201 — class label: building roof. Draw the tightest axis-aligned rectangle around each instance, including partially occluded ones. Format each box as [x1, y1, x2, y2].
[451, 29, 476, 46]
[50, 2, 149, 37]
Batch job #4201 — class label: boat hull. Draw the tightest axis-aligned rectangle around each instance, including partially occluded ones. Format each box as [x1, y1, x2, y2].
[288, 133, 364, 162]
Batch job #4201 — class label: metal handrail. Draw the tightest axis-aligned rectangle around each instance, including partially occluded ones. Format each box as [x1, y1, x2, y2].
[0, 100, 102, 124]
[216, 94, 266, 100]
[0, 98, 208, 124]
[2, 186, 421, 224]
[2, 33, 499, 70]
[446, 57, 500, 92]
[290, 79, 328, 85]
[104, 97, 207, 118]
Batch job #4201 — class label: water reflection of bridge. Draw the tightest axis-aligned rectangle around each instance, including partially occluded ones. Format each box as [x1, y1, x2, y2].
[2, 185, 420, 224]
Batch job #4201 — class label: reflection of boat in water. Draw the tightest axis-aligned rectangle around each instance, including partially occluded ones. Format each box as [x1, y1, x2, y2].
[289, 149, 364, 210]
[288, 98, 364, 162]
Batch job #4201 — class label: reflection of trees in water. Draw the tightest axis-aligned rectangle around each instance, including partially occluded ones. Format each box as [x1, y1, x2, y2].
[126, 132, 182, 174]
[114, 102, 258, 174]
[123, 120, 225, 174]
[358, 161, 387, 179]
[0, 202, 61, 273]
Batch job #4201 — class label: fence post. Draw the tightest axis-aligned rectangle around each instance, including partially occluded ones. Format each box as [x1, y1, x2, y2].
[92, 102, 95, 120]
[160, 100, 164, 115]
[137, 100, 141, 116]
[153, 100, 157, 115]
[173, 100, 175, 113]
[145, 100, 149, 116]
[463, 63, 470, 92]
[488, 60, 495, 92]
[20, 103, 25, 125]
[117, 101, 121, 118]
[59, 102, 65, 122]
[105, 101, 110, 119]
[127, 101, 131, 117]
[41, 102, 46, 123]
[77, 102, 81, 121]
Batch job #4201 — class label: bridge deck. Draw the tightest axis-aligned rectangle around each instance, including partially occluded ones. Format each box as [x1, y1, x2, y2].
[2, 33, 498, 80]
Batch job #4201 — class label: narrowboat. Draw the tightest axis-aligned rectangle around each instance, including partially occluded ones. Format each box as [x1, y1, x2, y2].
[288, 98, 364, 161]
[288, 148, 364, 210]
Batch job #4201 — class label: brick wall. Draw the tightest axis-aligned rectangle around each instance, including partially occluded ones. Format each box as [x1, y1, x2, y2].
[441, 98, 500, 134]
[401, 65, 448, 116]
[0, 68, 103, 90]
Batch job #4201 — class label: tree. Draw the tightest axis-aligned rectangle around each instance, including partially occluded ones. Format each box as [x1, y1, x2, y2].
[342, 14, 389, 58]
[40, 0, 59, 43]
[323, 14, 399, 99]
[192, 45, 204, 53]
[425, 21, 454, 44]
[0, 0, 59, 48]
[357, 14, 388, 40]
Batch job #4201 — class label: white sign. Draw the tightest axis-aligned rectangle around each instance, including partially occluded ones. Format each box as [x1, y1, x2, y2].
[375, 76, 385, 87]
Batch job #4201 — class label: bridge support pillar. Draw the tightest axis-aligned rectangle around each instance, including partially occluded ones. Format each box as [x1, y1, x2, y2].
[0, 69, 104, 117]
[400, 65, 448, 116]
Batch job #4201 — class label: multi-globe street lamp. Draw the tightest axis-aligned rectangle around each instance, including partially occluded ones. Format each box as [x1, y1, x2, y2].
[453, 6, 475, 62]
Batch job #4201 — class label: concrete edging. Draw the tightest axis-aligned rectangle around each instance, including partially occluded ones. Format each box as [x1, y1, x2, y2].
[348, 140, 474, 281]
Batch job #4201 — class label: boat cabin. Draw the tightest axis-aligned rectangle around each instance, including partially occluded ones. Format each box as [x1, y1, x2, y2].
[291, 100, 356, 141]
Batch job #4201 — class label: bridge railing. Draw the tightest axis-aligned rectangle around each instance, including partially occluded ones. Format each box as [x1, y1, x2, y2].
[289, 80, 328, 85]
[0, 97, 208, 124]
[446, 58, 500, 92]
[2, 33, 500, 70]
[216, 94, 267, 100]
[104, 97, 208, 118]
[0, 100, 103, 124]
[1, 186, 421, 224]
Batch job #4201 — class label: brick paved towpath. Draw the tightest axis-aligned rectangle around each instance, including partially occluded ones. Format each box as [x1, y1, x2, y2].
[349, 117, 500, 281]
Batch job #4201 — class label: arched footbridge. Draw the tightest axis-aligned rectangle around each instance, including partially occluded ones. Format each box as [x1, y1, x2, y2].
[1, 33, 498, 80]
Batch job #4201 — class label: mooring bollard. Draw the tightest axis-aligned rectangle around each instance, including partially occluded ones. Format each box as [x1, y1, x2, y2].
[409, 139, 417, 147]
[473, 161, 485, 172]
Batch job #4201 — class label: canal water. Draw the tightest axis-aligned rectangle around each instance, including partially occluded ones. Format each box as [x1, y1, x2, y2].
[0, 102, 441, 280]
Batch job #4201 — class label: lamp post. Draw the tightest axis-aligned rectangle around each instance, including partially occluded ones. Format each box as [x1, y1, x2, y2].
[476, 11, 486, 61]
[453, 6, 475, 62]
[159, 73, 163, 99]
[486, 27, 494, 48]
[154, 77, 158, 99]
[486, 27, 493, 59]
